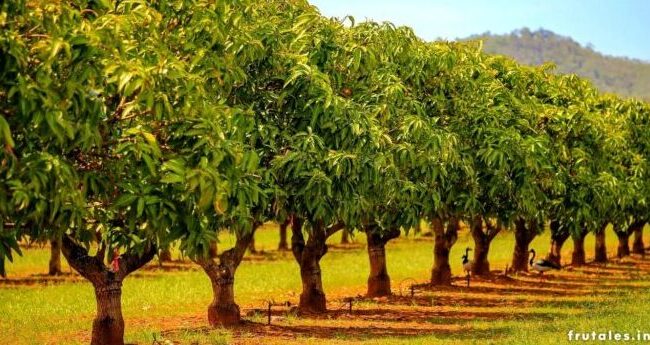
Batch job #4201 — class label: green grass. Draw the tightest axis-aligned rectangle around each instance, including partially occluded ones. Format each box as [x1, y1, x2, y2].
[1, 223, 648, 344]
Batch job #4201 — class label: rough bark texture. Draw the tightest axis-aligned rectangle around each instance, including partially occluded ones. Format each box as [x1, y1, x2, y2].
[365, 226, 400, 297]
[633, 223, 646, 255]
[430, 217, 459, 285]
[546, 220, 569, 266]
[470, 216, 500, 276]
[278, 218, 290, 251]
[511, 218, 537, 272]
[292, 218, 343, 314]
[61, 236, 155, 345]
[571, 229, 587, 266]
[594, 227, 608, 263]
[196, 228, 255, 327]
[48, 236, 63, 276]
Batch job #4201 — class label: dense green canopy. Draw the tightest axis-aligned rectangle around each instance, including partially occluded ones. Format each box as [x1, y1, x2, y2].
[2, 0, 650, 342]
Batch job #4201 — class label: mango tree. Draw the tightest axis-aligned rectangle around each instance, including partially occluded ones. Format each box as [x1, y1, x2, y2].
[537, 75, 605, 266]
[621, 99, 650, 256]
[252, 10, 388, 313]
[1, 1, 256, 343]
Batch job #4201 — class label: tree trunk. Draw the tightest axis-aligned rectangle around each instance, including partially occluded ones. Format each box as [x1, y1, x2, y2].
[295, 220, 327, 314]
[208, 241, 218, 259]
[511, 218, 537, 272]
[61, 236, 155, 345]
[633, 223, 645, 255]
[197, 228, 256, 327]
[92, 282, 125, 345]
[48, 236, 63, 276]
[341, 230, 350, 244]
[248, 234, 257, 254]
[292, 218, 343, 314]
[430, 217, 458, 285]
[546, 221, 569, 266]
[365, 227, 400, 297]
[617, 231, 631, 258]
[278, 218, 290, 251]
[471, 216, 500, 276]
[158, 247, 172, 262]
[571, 230, 587, 266]
[594, 228, 608, 263]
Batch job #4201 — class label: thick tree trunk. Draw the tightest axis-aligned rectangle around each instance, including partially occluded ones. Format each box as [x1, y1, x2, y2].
[633, 224, 645, 255]
[571, 230, 587, 266]
[278, 218, 290, 251]
[341, 230, 350, 244]
[199, 261, 240, 326]
[594, 228, 608, 263]
[92, 282, 125, 345]
[430, 217, 458, 285]
[292, 218, 343, 314]
[617, 232, 631, 258]
[298, 244, 326, 313]
[197, 228, 255, 327]
[546, 221, 569, 266]
[511, 218, 537, 272]
[470, 216, 500, 276]
[366, 234, 389, 297]
[61, 236, 155, 345]
[365, 227, 399, 297]
[49, 236, 63, 276]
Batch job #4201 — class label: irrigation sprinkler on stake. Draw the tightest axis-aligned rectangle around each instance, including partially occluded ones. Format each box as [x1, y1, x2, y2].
[265, 300, 291, 325]
[343, 297, 354, 312]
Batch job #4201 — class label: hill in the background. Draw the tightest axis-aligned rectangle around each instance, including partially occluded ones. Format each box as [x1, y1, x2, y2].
[465, 28, 650, 100]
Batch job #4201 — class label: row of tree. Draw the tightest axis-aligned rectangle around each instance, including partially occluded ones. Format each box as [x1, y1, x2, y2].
[1, 1, 649, 345]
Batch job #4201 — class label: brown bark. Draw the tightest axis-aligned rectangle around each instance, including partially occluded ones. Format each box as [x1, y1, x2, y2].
[430, 217, 459, 285]
[365, 227, 400, 297]
[61, 236, 155, 345]
[196, 228, 255, 327]
[633, 223, 646, 255]
[571, 229, 587, 266]
[616, 227, 631, 258]
[511, 218, 537, 272]
[49, 236, 63, 276]
[208, 241, 218, 259]
[92, 282, 124, 345]
[470, 216, 500, 276]
[341, 230, 350, 244]
[158, 247, 172, 262]
[545, 220, 569, 266]
[278, 218, 290, 251]
[248, 234, 257, 254]
[292, 218, 343, 314]
[594, 226, 608, 263]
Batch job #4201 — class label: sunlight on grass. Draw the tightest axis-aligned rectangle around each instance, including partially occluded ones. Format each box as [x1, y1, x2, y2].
[1, 224, 649, 344]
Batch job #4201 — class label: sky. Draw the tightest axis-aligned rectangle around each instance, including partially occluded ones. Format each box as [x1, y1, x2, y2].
[309, 0, 650, 61]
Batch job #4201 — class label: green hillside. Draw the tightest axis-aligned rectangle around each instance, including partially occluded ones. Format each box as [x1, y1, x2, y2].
[467, 28, 650, 100]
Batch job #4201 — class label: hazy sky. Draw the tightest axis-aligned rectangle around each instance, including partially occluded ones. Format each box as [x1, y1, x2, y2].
[309, 0, 650, 61]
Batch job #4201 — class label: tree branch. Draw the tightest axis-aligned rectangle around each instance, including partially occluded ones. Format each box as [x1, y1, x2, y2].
[325, 222, 345, 238]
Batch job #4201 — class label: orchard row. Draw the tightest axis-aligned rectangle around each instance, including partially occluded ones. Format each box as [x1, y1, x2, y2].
[1, 1, 649, 345]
